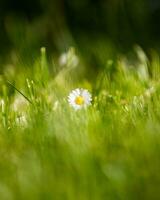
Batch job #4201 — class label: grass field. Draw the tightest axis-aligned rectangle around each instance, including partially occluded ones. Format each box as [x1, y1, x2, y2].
[0, 46, 160, 200]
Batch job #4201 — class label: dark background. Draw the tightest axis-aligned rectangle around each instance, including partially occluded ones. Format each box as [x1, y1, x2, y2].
[0, 0, 160, 64]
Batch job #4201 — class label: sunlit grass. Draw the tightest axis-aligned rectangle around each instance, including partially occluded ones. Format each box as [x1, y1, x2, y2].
[0, 47, 160, 199]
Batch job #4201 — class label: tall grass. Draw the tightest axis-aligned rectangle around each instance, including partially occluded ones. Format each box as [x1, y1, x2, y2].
[0, 47, 160, 200]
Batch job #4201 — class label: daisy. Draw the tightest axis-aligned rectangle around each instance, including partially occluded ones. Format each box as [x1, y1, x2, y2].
[68, 88, 92, 110]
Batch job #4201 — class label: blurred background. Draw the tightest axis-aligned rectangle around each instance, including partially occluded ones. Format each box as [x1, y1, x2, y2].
[0, 0, 160, 71]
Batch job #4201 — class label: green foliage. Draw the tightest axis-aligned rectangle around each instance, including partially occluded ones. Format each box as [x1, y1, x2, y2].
[0, 47, 160, 200]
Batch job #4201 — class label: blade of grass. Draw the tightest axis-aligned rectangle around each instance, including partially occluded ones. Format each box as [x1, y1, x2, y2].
[6, 80, 33, 104]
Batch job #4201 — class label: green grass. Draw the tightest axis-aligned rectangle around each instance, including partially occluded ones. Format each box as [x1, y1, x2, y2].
[0, 47, 160, 200]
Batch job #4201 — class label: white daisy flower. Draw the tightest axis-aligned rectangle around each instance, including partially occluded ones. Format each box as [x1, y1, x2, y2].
[68, 88, 92, 110]
[59, 47, 79, 68]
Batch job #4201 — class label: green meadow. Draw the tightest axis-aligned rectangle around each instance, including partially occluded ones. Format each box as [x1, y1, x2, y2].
[0, 46, 160, 199]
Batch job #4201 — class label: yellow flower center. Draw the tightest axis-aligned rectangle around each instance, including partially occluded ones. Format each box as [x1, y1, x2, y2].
[75, 96, 84, 105]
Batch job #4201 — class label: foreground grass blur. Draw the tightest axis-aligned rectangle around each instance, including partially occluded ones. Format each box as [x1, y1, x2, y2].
[0, 46, 160, 200]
